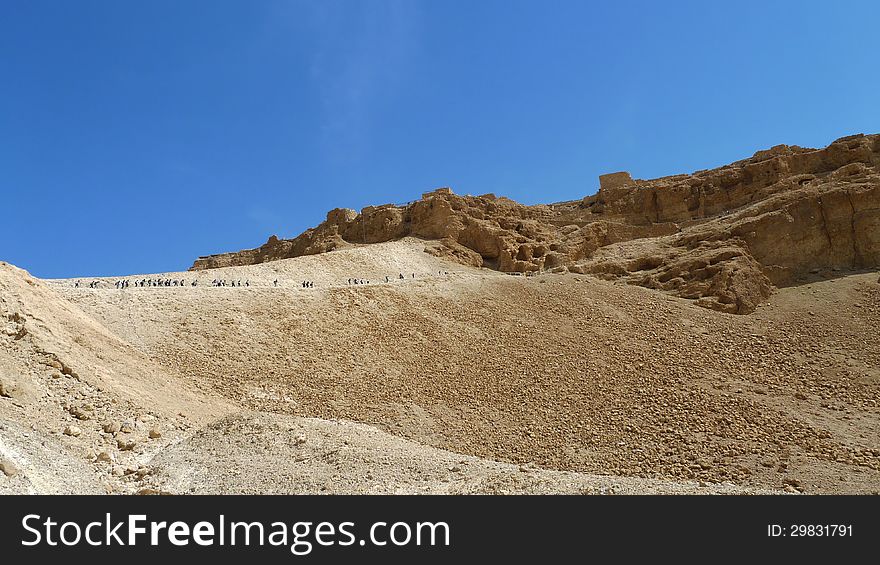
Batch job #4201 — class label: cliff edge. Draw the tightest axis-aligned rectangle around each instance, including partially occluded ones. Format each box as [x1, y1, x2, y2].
[191, 134, 880, 313]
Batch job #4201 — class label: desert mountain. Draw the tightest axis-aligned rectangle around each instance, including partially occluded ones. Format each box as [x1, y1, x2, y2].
[192, 134, 880, 314]
[2, 135, 879, 495]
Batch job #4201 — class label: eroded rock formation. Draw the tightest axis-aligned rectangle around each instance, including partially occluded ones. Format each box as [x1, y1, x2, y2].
[191, 134, 880, 313]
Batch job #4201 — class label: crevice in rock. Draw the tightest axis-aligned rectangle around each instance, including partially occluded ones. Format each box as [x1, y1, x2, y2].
[845, 190, 863, 267]
[816, 197, 835, 256]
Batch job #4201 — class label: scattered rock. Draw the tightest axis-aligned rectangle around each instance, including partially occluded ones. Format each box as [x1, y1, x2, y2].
[2, 320, 27, 339]
[96, 451, 113, 463]
[63, 425, 82, 437]
[0, 375, 30, 400]
[293, 433, 307, 445]
[68, 404, 93, 421]
[148, 428, 162, 439]
[102, 422, 121, 434]
[116, 439, 136, 451]
[120, 421, 135, 433]
[136, 488, 171, 496]
[0, 377, 13, 398]
[0, 458, 21, 477]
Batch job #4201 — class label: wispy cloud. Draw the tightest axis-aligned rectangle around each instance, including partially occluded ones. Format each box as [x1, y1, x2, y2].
[304, 0, 421, 163]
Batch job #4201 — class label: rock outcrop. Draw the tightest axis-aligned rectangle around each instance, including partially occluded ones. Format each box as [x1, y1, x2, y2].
[190, 134, 880, 313]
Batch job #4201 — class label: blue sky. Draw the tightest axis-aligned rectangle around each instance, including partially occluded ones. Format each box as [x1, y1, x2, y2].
[2, 1, 878, 278]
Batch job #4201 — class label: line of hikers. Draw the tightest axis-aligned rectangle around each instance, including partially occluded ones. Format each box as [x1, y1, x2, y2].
[348, 273, 420, 285]
[75, 270, 449, 290]
[127, 278, 190, 287]
[134, 278, 190, 287]
[75, 279, 191, 288]
[212, 279, 249, 287]
[75, 278, 224, 288]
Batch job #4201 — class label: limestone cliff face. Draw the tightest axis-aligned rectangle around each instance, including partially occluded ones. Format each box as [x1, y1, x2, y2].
[191, 134, 880, 314]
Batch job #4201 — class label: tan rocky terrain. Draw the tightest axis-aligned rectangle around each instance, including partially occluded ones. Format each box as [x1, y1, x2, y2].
[1, 251, 780, 495]
[2, 135, 879, 495]
[194, 134, 880, 315]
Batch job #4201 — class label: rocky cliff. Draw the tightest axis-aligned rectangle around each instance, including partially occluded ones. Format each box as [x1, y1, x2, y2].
[191, 134, 880, 313]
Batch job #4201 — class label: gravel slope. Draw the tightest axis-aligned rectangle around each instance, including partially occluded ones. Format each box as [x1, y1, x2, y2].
[9, 239, 873, 494]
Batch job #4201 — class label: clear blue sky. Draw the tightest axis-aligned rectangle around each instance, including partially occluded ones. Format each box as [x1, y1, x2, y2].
[2, 1, 878, 278]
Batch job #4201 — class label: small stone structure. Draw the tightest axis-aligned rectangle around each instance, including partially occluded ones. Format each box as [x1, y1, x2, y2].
[599, 172, 635, 192]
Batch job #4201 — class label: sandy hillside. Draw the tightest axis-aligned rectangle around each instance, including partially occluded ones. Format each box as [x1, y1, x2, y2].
[1, 246, 771, 495]
[4, 136, 880, 495]
[2, 237, 875, 494]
